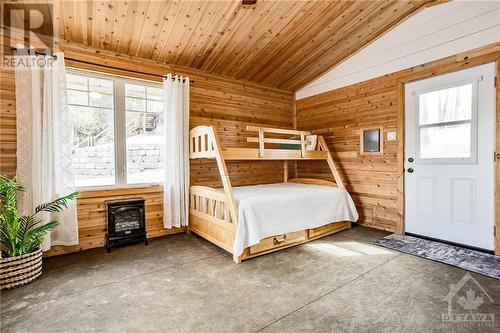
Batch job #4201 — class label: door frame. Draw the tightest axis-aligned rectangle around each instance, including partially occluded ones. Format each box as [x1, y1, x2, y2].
[396, 51, 500, 255]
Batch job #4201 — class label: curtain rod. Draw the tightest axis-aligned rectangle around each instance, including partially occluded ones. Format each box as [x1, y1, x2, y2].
[11, 47, 57, 59]
[10, 47, 193, 83]
[65, 56, 194, 83]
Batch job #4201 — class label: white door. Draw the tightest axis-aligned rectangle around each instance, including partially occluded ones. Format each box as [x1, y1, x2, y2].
[404, 63, 496, 251]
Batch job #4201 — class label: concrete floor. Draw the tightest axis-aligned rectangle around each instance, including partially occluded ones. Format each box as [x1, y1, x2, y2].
[1, 226, 499, 333]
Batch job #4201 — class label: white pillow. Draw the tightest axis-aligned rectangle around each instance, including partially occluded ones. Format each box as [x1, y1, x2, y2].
[306, 135, 317, 151]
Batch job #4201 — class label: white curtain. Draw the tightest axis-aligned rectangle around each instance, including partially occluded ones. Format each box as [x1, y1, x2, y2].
[163, 74, 190, 228]
[15, 52, 78, 250]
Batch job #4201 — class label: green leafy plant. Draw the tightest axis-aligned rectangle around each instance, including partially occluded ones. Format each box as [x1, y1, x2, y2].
[0, 173, 79, 257]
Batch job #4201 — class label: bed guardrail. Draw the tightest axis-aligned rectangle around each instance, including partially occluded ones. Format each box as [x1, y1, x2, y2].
[288, 178, 338, 187]
[189, 126, 216, 159]
[189, 186, 234, 231]
[189, 125, 318, 160]
[245, 126, 312, 158]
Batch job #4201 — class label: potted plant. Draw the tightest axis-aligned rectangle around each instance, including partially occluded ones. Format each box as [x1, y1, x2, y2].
[0, 173, 78, 290]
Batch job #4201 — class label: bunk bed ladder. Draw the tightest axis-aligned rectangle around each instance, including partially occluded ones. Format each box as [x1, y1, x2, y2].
[318, 136, 345, 189]
[209, 128, 241, 262]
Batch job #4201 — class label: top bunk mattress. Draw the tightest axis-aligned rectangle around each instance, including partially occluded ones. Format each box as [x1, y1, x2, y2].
[231, 182, 359, 256]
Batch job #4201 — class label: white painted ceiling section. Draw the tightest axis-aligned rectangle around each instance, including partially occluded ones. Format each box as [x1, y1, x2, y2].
[296, 0, 500, 100]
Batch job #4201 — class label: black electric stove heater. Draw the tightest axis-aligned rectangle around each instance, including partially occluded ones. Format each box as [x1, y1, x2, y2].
[105, 198, 147, 252]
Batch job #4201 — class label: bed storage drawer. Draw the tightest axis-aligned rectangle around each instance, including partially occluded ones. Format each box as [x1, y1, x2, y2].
[308, 222, 350, 239]
[249, 230, 306, 255]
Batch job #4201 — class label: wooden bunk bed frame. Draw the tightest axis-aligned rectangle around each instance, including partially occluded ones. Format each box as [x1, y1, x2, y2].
[189, 125, 352, 263]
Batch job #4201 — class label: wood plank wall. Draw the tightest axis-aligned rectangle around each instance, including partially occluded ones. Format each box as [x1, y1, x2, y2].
[0, 44, 294, 256]
[0, 68, 16, 176]
[297, 80, 399, 231]
[296, 42, 500, 233]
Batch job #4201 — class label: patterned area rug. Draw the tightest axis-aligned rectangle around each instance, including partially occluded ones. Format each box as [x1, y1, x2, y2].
[374, 234, 500, 280]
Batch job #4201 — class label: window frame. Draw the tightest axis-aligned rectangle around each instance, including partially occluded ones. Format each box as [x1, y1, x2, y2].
[360, 126, 384, 156]
[68, 68, 164, 190]
[413, 79, 479, 165]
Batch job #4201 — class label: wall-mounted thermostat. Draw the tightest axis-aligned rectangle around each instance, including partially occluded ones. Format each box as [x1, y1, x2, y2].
[387, 131, 397, 141]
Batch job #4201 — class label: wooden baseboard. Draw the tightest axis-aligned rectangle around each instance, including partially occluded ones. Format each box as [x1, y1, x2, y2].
[43, 227, 186, 257]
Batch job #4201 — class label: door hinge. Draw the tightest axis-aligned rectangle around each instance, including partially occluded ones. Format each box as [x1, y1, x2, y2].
[494, 226, 496, 237]
[495, 151, 500, 162]
[495, 76, 497, 88]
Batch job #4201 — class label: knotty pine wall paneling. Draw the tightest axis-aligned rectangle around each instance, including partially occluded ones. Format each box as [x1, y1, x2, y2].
[296, 42, 500, 234]
[297, 79, 399, 231]
[0, 44, 294, 256]
[0, 67, 16, 176]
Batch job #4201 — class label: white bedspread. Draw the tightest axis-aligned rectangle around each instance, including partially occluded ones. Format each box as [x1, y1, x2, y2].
[231, 182, 359, 256]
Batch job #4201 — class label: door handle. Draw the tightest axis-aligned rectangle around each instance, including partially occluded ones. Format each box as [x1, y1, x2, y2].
[407, 168, 414, 173]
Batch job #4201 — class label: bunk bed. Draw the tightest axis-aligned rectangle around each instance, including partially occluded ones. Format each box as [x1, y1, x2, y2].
[189, 125, 359, 263]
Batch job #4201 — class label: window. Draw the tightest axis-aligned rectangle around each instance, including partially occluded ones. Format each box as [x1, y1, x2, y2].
[68, 71, 165, 188]
[360, 127, 383, 155]
[68, 73, 116, 187]
[125, 83, 165, 184]
[417, 83, 474, 160]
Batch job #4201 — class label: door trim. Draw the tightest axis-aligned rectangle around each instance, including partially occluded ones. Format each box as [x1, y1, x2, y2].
[396, 55, 500, 255]
[496, 59, 500, 255]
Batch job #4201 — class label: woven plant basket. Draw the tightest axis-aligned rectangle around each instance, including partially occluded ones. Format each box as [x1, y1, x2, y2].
[0, 248, 43, 290]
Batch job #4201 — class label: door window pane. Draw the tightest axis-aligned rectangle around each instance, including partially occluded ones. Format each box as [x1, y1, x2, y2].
[418, 83, 474, 160]
[419, 84, 472, 125]
[69, 74, 116, 187]
[420, 123, 471, 159]
[125, 83, 165, 184]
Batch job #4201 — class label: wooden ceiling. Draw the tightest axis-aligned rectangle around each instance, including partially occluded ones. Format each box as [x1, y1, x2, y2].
[25, 1, 438, 90]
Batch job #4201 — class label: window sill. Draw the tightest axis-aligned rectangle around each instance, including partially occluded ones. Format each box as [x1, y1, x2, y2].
[76, 183, 163, 193]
